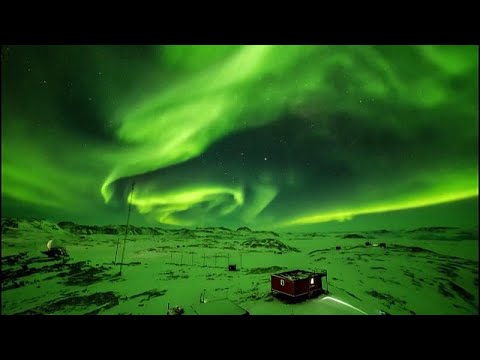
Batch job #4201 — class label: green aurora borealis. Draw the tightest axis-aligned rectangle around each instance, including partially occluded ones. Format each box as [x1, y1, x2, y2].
[1, 45, 478, 230]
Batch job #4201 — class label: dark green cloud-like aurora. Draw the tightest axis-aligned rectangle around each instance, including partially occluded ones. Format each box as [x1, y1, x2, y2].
[1, 45, 478, 231]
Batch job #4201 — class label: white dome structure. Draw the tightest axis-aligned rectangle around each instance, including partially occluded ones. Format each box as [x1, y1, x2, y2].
[46, 239, 62, 250]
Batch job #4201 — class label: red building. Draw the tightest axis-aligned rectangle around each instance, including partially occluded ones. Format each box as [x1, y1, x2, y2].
[271, 269, 328, 300]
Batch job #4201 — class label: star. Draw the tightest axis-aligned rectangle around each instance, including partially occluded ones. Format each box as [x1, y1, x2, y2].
[2, 44, 477, 236]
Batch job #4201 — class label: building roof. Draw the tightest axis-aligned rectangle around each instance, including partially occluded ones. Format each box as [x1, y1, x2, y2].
[272, 269, 327, 281]
[190, 299, 249, 315]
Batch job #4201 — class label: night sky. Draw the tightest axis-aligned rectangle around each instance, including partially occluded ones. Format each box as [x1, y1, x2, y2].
[1, 45, 478, 230]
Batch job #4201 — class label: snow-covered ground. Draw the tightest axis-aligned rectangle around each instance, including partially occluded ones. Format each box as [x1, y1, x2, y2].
[1, 219, 478, 315]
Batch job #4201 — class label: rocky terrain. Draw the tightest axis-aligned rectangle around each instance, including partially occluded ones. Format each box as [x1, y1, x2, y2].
[1, 218, 478, 315]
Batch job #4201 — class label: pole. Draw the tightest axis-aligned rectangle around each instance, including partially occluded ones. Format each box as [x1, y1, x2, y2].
[114, 237, 120, 264]
[119, 181, 135, 275]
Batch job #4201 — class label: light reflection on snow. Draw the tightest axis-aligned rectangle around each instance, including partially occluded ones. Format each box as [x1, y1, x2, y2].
[320, 296, 369, 315]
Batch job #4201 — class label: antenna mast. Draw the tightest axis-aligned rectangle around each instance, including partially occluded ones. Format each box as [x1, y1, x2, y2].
[119, 180, 135, 275]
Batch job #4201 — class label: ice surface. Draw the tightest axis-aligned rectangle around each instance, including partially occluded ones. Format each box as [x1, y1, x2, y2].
[1, 218, 478, 315]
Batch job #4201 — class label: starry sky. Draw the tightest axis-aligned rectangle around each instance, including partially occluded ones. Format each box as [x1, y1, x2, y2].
[1, 45, 478, 231]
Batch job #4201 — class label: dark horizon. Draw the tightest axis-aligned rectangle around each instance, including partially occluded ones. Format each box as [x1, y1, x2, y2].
[2, 196, 478, 235]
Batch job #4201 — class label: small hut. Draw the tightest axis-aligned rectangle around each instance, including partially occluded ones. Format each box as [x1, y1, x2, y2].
[271, 269, 328, 301]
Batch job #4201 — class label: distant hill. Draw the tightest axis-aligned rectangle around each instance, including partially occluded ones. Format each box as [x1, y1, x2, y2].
[1, 218, 282, 238]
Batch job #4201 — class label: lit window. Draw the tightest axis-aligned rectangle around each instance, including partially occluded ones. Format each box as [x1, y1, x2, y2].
[310, 278, 314, 284]
[280, 279, 285, 286]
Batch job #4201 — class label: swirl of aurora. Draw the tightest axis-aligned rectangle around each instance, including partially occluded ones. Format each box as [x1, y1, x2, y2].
[1, 45, 477, 229]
